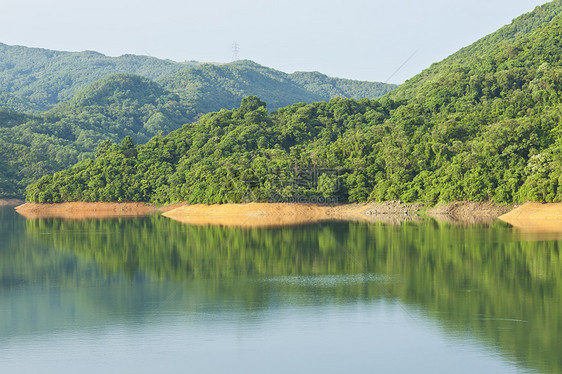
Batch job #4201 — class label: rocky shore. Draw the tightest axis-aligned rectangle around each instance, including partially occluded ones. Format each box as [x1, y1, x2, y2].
[0, 199, 24, 207]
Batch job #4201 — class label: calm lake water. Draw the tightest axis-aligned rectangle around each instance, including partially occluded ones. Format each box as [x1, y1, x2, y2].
[0, 207, 560, 373]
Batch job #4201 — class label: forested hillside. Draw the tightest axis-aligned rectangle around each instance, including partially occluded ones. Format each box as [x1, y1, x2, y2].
[0, 47, 395, 198]
[288, 71, 393, 102]
[0, 43, 190, 111]
[0, 74, 190, 197]
[159, 60, 396, 118]
[0, 43, 395, 113]
[26, 1, 562, 204]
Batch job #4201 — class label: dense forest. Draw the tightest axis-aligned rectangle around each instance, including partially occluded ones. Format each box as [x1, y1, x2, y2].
[0, 74, 191, 197]
[0, 53, 395, 198]
[25, 1, 562, 204]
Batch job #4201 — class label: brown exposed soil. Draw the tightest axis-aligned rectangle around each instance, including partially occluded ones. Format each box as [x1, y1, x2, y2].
[14, 200, 532, 229]
[428, 201, 515, 225]
[0, 199, 24, 207]
[163, 203, 329, 227]
[162, 201, 425, 228]
[15, 202, 159, 220]
[499, 202, 562, 235]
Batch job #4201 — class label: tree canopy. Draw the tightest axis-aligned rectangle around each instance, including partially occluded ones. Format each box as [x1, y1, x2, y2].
[25, 1, 562, 204]
[0, 58, 395, 198]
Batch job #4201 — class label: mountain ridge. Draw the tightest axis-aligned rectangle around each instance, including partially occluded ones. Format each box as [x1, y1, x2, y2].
[0, 43, 395, 113]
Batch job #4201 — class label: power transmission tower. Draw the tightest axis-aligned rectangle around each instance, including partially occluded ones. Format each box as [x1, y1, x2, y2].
[232, 41, 240, 61]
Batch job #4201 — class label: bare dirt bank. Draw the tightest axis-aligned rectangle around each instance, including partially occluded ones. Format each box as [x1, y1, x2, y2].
[15, 202, 160, 220]
[14, 200, 518, 227]
[163, 201, 424, 228]
[499, 202, 562, 234]
[164, 203, 330, 227]
[0, 199, 24, 207]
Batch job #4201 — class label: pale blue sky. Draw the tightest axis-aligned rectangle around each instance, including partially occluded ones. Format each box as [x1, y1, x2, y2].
[0, 0, 550, 83]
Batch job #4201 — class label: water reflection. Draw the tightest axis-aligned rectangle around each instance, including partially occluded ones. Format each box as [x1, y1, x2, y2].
[0, 208, 561, 373]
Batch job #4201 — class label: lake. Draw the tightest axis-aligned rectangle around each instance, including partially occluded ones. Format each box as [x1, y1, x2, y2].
[0, 206, 560, 373]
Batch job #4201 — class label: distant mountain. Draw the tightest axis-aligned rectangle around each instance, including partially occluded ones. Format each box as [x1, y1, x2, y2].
[26, 0, 562, 206]
[159, 60, 396, 119]
[287, 71, 393, 101]
[0, 43, 396, 113]
[0, 43, 192, 111]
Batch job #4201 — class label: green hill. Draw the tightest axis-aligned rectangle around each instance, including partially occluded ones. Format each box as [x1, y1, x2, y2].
[0, 43, 395, 113]
[0, 48, 395, 198]
[0, 43, 190, 111]
[0, 74, 191, 197]
[26, 0, 562, 204]
[159, 60, 396, 119]
[288, 71, 392, 100]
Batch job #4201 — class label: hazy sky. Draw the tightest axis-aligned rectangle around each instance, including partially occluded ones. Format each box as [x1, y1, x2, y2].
[0, 0, 551, 83]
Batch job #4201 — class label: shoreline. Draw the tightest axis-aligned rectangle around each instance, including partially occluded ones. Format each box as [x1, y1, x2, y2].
[15, 200, 562, 237]
[161, 201, 425, 228]
[16, 200, 424, 224]
[14, 200, 512, 226]
[15, 202, 161, 220]
[427, 201, 515, 225]
[499, 202, 562, 232]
